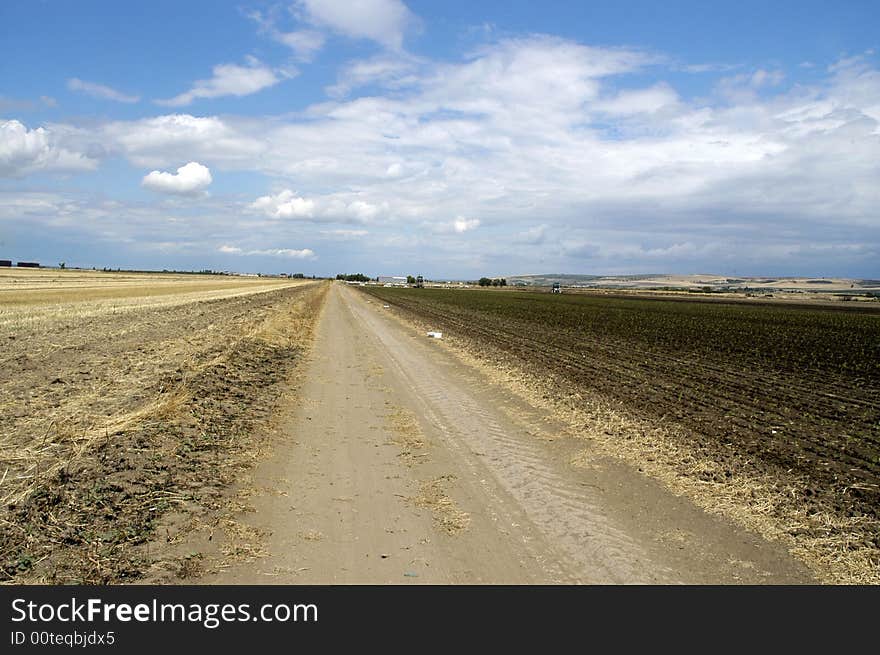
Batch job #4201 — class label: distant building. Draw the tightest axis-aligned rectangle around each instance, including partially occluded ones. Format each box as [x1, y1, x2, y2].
[16, 262, 40, 268]
[0, 260, 11, 267]
[377, 276, 407, 286]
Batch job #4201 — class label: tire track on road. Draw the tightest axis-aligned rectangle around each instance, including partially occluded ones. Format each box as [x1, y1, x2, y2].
[346, 290, 673, 584]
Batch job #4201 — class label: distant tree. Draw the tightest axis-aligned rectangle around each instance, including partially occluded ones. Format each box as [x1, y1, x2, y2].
[407, 275, 416, 284]
[500, 278, 507, 286]
[59, 262, 66, 269]
[336, 273, 371, 282]
[478, 277, 492, 286]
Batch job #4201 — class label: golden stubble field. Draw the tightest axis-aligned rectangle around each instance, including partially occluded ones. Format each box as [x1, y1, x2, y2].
[0, 268, 327, 583]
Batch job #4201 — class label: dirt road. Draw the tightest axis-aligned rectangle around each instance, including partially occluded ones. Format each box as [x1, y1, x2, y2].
[210, 284, 813, 584]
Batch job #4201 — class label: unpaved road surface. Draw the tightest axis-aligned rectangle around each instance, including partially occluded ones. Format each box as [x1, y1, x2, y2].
[211, 284, 813, 583]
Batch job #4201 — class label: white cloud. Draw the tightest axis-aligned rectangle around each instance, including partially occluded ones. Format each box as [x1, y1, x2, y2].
[100, 114, 265, 167]
[716, 68, 785, 102]
[452, 217, 480, 233]
[67, 78, 140, 103]
[679, 63, 738, 74]
[249, 189, 382, 222]
[346, 200, 380, 221]
[296, 0, 418, 50]
[251, 248, 315, 258]
[0, 119, 97, 177]
[64, 42, 880, 233]
[142, 161, 212, 195]
[392, 38, 621, 129]
[250, 189, 316, 218]
[157, 58, 291, 106]
[276, 30, 326, 61]
[596, 83, 679, 115]
[219, 244, 316, 259]
[327, 54, 420, 97]
[750, 69, 785, 88]
[0, 191, 68, 219]
[248, 9, 327, 61]
[27, 38, 880, 277]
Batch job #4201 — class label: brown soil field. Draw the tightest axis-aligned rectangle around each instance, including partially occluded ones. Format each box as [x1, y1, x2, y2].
[0, 270, 327, 583]
[362, 286, 880, 583]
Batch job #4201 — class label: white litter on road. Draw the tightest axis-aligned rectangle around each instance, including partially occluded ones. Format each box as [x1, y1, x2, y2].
[426, 331, 443, 339]
[383, 305, 390, 308]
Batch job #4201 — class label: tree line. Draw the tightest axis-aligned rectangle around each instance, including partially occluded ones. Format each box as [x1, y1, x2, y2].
[478, 277, 507, 287]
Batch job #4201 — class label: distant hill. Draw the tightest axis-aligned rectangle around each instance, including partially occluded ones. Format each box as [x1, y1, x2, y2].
[504, 273, 880, 293]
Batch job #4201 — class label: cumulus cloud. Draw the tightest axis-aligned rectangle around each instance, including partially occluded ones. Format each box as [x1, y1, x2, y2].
[198, 41, 872, 275]
[250, 189, 316, 218]
[218, 244, 242, 253]
[141, 161, 212, 195]
[99, 114, 265, 168]
[29, 38, 880, 277]
[157, 58, 292, 106]
[249, 189, 383, 222]
[295, 0, 418, 50]
[0, 119, 97, 177]
[67, 78, 140, 103]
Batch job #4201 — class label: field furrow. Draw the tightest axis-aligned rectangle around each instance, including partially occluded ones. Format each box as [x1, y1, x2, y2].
[362, 287, 880, 527]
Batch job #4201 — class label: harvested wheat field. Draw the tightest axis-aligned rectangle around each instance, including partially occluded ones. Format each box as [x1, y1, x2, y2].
[0, 268, 327, 583]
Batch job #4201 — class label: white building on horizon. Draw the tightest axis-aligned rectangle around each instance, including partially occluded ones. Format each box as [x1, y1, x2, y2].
[377, 275, 407, 285]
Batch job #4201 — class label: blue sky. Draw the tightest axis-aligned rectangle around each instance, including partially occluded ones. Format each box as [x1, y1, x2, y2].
[1, 0, 878, 277]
